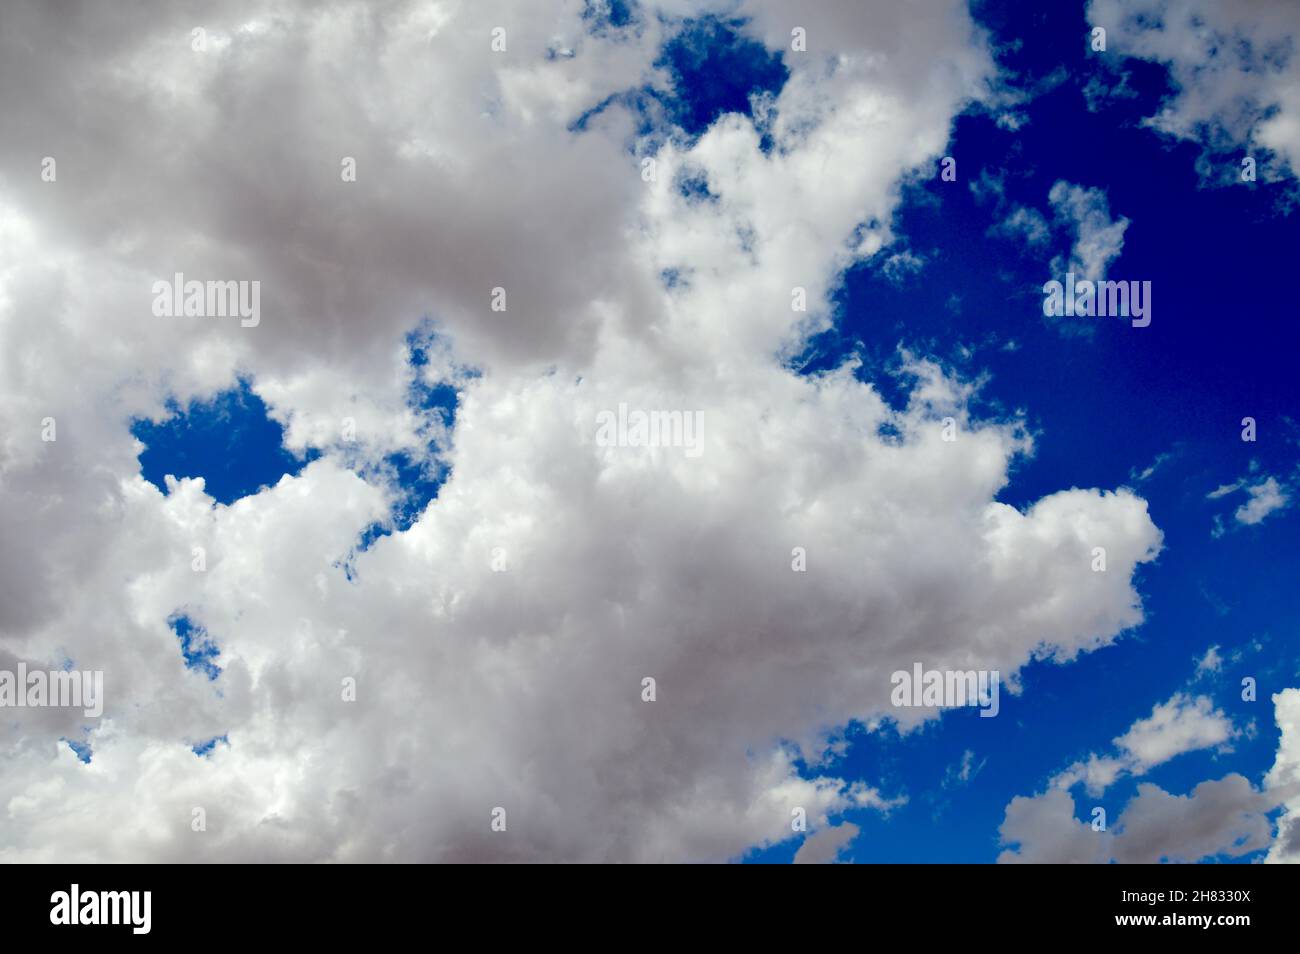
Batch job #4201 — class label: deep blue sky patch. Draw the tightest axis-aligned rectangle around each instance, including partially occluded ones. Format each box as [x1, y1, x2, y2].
[583, 0, 636, 35]
[387, 326, 460, 530]
[63, 736, 92, 764]
[132, 378, 318, 505]
[342, 325, 463, 569]
[570, 15, 786, 146]
[192, 734, 229, 757]
[653, 16, 787, 137]
[169, 613, 222, 681]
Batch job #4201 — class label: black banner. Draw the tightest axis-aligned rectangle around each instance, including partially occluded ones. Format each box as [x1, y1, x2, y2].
[3, 863, 1285, 939]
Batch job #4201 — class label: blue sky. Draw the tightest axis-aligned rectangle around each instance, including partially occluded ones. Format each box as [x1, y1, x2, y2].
[6, 0, 1299, 862]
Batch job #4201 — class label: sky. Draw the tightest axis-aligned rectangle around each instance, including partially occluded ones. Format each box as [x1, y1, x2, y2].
[0, 0, 1298, 863]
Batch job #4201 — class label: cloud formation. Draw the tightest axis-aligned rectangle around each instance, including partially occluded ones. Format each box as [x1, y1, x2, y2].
[1051, 693, 1237, 797]
[0, 0, 1165, 861]
[1001, 690, 1299, 864]
[1088, 0, 1300, 183]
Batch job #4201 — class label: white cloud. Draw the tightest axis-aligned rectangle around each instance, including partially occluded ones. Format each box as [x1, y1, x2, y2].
[1130, 450, 1174, 484]
[1052, 693, 1237, 796]
[0, 0, 1165, 861]
[1001, 771, 1280, 864]
[943, 748, 987, 788]
[997, 788, 1111, 864]
[1266, 689, 1300, 863]
[1207, 480, 1244, 500]
[989, 205, 1051, 248]
[1047, 181, 1129, 282]
[1117, 693, 1236, 768]
[1208, 472, 1292, 535]
[1194, 645, 1223, 675]
[1235, 476, 1290, 525]
[1003, 690, 1300, 863]
[880, 250, 926, 284]
[984, 181, 1129, 282]
[1088, 0, 1300, 183]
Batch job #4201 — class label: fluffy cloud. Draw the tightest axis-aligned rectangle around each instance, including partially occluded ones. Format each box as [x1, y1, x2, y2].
[1266, 689, 1300, 863]
[1052, 693, 1237, 796]
[0, 0, 1163, 861]
[998, 789, 1110, 864]
[1000, 774, 1276, 864]
[1088, 0, 1300, 183]
[1114, 694, 1237, 772]
[1001, 690, 1300, 863]
[1001, 771, 1283, 864]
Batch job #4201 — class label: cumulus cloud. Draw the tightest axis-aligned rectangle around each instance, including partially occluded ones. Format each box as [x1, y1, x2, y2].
[1110, 775, 1274, 864]
[1002, 690, 1300, 863]
[1052, 693, 1237, 796]
[1001, 772, 1281, 864]
[1116, 694, 1238, 770]
[1266, 689, 1300, 863]
[0, 0, 1164, 861]
[1088, 0, 1300, 183]
[998, 788, 1111, 864]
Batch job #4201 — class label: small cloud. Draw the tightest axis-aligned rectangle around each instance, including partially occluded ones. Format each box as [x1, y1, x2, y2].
[1052, 693, 1237, 796]
[1208, 471, 1292, 534]
[1207, 480, 1244, 500]
[1082, 69, 1138, 113]
[1117, 693, 1237, 770]
[989, 205, 1051, 247]
[880, 250, 925, 284]
[1195, 645, 1223, 676]
[1130, 450, 1175, 484]
[969, 168, 1007, 205]
[1235, 477, 1289, 526]
[1047, 180, 1129, 282]
[943, 748, 987, 788]
[996, 111, 1027, 131]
